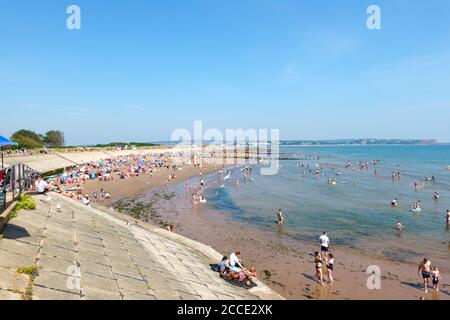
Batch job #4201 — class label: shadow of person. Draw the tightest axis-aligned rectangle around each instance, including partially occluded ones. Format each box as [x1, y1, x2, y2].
[2, 224, 31, 239]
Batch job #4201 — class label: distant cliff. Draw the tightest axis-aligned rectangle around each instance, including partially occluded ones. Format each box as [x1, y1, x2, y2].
[280, 139, 438, 146]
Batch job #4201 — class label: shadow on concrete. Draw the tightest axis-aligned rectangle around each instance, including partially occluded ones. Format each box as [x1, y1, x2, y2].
[2, 224, 31, 239]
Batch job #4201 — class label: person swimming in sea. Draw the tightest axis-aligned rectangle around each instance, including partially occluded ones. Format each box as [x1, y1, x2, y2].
[391, 198, 398, 207]
[446, 209, 450, 225]
[433, 192, 439, 200]
[396, 221, 403, 232]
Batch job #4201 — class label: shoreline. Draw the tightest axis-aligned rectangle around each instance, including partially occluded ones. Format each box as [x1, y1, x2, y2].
[82, 165, 450, 300]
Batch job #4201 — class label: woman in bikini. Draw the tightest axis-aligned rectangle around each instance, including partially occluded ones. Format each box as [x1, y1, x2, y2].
[314, 251, 325, 286]
[326, 253, 335, 285]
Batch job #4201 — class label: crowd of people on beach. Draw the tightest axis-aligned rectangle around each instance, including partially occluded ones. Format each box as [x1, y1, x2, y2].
[32, 153, 175, 205]
[28, 149, 449, 298]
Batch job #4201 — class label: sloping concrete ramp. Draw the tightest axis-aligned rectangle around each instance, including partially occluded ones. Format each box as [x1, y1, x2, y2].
[0, 194, 282, 300]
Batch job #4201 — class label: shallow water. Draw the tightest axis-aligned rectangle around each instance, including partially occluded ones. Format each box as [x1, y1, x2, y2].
[176, 145, 450, 262]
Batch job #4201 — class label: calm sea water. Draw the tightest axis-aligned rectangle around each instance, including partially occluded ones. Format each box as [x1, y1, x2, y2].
[181, 145, 450, 261]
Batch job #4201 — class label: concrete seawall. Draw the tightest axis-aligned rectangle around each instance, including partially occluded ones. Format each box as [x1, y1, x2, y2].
[0, 193, 283, 300]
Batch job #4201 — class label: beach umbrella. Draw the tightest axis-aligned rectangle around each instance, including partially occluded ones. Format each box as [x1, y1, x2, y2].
[0, 135, 17, 168]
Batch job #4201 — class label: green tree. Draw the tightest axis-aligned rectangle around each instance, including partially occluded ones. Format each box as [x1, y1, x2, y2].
[10, 130, 43, 149]
[44, 130, 65, 147]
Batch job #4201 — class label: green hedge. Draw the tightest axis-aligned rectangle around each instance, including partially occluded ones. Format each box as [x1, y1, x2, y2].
[10, 195, 36, 219]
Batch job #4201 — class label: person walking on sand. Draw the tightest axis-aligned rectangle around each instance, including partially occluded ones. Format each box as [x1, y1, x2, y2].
[314, 251, 325, 286]
[418, 258, 432, 293]
[326, 253, 335, 284]
[319, 232, 330, 259]
[276, 209, 284, 225]
[431, 266, 441, 292]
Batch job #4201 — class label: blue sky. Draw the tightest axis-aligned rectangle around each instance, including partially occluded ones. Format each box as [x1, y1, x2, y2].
[1, 0, 450, 145]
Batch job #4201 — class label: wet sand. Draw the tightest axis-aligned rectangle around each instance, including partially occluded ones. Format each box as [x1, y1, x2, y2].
[82, 165, 450, 300]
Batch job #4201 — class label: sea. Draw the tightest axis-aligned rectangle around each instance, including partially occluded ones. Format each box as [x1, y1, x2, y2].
[175, 144, 450, 262]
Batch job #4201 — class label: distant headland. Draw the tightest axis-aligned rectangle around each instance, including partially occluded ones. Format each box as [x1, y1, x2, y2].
[279, 139, 438, 146]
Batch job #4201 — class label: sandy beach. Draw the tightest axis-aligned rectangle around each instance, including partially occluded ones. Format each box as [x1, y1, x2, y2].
[80, 163, 450, 300]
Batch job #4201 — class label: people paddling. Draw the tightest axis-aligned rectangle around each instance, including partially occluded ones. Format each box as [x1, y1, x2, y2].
[276, 209, 284, 225]
[433, 192, 439, 200]
[391, 198, 398, 207]
[396, 221, 403, 232]
[411, 200, 422, 212]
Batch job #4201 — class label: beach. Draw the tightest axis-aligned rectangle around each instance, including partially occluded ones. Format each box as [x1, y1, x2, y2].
[78, 146, 450, 300]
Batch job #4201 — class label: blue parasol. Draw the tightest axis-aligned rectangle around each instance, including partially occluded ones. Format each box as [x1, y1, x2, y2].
[0, 135, 16, 168]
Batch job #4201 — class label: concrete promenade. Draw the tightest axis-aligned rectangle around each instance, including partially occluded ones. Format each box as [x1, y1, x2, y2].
[0, 194, 283, 300]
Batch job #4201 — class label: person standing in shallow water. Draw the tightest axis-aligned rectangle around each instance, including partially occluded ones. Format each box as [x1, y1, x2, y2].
[418, 258, 432, 293]
[276, 209, 284, 225]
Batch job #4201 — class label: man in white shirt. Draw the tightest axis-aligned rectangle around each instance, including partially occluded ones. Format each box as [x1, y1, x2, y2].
[38, 179, 49, 194]
[229, 250, 244, 270]
[319, 232, 330, 259]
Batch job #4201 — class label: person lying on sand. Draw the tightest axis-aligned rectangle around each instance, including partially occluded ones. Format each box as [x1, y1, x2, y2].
[226, 267, 257, 286]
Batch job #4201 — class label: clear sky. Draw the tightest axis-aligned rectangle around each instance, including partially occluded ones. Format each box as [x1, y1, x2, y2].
[1, 0, 450, 145]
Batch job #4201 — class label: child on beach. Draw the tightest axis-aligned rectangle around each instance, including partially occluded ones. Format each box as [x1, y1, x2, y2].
[431, 266, 441, 291]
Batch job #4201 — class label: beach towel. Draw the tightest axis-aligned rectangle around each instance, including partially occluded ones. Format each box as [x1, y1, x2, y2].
[209, 264, 258, 289]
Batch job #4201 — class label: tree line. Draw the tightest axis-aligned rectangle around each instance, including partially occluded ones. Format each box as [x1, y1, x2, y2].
[10, 130, 65, 149]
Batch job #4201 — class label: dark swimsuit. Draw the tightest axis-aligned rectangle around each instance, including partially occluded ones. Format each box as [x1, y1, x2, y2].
[327, 263, 334, 271]
[432, 275, 439, 284]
